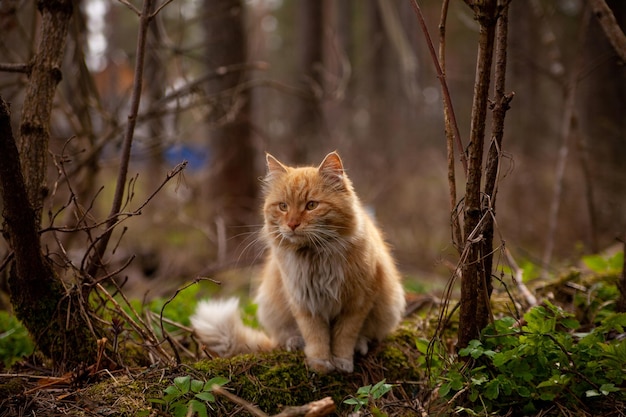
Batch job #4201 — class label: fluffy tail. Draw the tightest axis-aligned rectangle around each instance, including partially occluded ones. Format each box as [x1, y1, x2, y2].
[190, 298, 275, 357]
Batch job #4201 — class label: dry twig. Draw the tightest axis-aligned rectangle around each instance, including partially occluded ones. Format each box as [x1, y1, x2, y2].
[410, 0, 467, 176]
[212, 385, 336, 417]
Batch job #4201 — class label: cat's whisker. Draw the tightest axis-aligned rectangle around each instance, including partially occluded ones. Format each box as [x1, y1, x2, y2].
[236, 233, 266, 265]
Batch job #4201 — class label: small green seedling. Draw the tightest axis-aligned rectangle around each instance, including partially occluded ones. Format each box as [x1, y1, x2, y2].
[150, 375, 228, 417]
[344, 379, 393, 414]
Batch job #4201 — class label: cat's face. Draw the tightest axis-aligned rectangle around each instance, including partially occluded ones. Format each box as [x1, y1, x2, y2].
[262, 152, 356, 249]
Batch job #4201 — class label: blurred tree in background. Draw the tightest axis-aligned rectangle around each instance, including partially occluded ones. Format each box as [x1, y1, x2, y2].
[203, 0, 257, 263]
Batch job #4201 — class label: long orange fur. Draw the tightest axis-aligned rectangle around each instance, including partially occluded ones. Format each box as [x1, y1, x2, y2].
[191, 151, 405, 373]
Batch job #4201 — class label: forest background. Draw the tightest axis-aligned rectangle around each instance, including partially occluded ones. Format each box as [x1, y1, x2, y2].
[1, 0, 624, 301]
[0, 0, 625, 415]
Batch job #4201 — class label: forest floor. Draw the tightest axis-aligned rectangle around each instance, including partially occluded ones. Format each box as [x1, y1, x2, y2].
[1, 253, 625, 417]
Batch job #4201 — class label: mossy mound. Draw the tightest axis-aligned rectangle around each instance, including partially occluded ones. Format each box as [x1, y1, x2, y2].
[32, 320, 426, 416]
[186, 327, 425, 415]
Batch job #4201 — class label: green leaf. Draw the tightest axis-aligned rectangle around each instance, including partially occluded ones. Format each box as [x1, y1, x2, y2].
[600, 313, 626, 333]
[438, 382, 452, 397]
[173, 375, 191, 394]
[371, 379, 392, 399]
[163, 385, 183, 402]
[450, 377, 465, 391]
[171, 402, 189, 417]
[517, 369, 534, 383]
[164, 385, 181, 396]
[357, 384, 372, 396]
[204, 376, 229, 390]
[561, 318, 580, 330]
[484, 379, 500, 400]
[582, 254, 609, 273]
[415, 338, 430, 354]
[492, 349, 518, 367]
[190, 379, 204, 393]
[468, 387, 479, 402]
[459, 339, 484, 359]
[195, 392, 215, 402]
[470, 375, 488, 386]
[600, 383, 620, 395]
[148, 398, 166, 405]
[539, 391, 557, 401]
[517, 386, 532, 397]
[343, 397, 365, 412]
[582, 252, 623, 273]
[189, 399, 208, 417]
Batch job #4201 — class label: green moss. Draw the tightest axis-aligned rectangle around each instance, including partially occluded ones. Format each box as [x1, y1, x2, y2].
[9, 266, 98, 369]
[80, 375, 154, 417]
[0, 378, 25, 398]
[44, 314, 429, 416]
[188, 327, 425, 415]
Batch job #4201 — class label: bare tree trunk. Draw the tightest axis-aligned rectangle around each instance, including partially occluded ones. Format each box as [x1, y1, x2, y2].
[480, 1, 512, 326]
[458, 0, 498, 349]
[204, 0, 258, 261]
[0, 0, 98, 371]
[18, 0, 73, 224]
[1, 96, 96, 371]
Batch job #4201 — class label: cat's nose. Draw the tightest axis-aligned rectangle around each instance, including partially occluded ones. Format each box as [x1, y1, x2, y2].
[288, 220, 300, 231]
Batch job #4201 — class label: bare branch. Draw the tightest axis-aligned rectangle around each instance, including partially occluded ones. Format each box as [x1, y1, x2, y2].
[437, 0, 463, 253]
[95, 283, 174, 365]
[117, 0, 141, 16]
[409, 0, 467, 175]
[151, 0, 175, 18]
[0, 62, 31, 73]
[86, 0, 157, 279]
[588, 0, 626, 63]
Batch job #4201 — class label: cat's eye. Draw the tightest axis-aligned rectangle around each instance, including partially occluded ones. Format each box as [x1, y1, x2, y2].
[305, 201, 319, 211]
[278, 202, 288, 212]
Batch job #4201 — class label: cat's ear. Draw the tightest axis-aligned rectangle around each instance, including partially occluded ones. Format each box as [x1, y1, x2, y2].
[266, 153, 288, 177]
[318, 151, 345, 185]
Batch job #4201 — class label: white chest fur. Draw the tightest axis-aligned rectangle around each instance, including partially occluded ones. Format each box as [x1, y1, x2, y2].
[278, 248, 347, 320]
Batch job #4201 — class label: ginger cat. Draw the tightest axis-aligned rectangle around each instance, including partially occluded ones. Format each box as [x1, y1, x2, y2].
[191, 151, 405, 373]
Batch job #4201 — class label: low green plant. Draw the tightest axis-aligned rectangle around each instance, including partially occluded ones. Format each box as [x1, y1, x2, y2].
[150, 375, 228, 417]
[439, 302, 626, 415]
[343, 379, 393, 416]
[0, 311, 34, 368]
[582, 251, 623, 275]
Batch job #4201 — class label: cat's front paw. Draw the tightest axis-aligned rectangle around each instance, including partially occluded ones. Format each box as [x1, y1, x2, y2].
[306, 357, 335, 374]
[332, 357, 354, 373]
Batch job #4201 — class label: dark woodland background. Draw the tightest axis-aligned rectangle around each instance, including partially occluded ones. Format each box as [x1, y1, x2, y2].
[0, 0, 624, 299]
